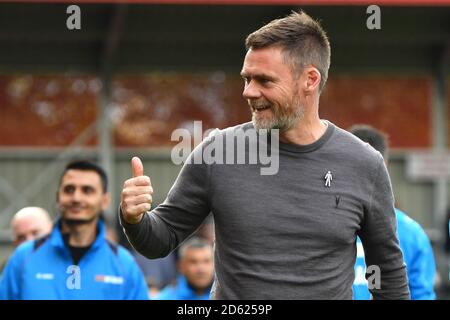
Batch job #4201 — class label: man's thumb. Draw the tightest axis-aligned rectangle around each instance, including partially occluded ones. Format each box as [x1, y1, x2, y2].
[131, 156, 144, 177]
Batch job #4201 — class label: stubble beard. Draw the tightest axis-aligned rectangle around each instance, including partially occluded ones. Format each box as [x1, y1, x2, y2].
[251, 94, 304, 132]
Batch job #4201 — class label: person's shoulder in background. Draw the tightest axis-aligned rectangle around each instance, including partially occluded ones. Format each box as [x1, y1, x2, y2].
[395, 208, 436, 300]
[153, 282, 178, 300]
[395, 208, 432, 247]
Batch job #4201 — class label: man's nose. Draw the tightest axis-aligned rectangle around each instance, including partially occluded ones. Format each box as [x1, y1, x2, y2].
[72, 188, 83, 201]
[242, 81, 261, 100]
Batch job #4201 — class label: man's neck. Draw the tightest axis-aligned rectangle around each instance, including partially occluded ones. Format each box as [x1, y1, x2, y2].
[61, 219, 98, 247]
[279, 114, 327, 146]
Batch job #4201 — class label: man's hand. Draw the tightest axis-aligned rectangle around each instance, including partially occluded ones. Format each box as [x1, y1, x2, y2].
[120, 156, 153, 224]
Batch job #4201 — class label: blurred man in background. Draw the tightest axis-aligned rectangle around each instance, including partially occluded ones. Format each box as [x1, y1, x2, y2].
[0, 207, 53, 274]
[0, 160, 148, 300]
[133, 215, 214, 298]
[11, 206, 53, 247]
[350, 125, 436, 300]
[133, 250, 178, 298]
[155, 237, 213, 300]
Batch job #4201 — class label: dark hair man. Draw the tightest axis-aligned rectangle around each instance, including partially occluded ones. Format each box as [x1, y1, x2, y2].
[120, 11, 409, 299]
[0, 160, 148, 300]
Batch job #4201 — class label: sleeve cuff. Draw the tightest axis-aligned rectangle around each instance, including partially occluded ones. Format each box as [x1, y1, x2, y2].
[118, 206, 146, 228]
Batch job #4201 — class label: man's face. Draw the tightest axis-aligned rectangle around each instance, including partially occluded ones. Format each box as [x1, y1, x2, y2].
[180, 247, 214, 291]
[12, 216, 52, 247]
[241, 46, 305, 132]
[57, 169, 109, 223]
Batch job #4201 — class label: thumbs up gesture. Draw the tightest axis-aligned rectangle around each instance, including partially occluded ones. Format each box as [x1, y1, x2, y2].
[120, 157, 153, 224]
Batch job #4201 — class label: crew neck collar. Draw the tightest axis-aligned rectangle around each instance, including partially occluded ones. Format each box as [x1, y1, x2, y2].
[278, 120, 334, 153]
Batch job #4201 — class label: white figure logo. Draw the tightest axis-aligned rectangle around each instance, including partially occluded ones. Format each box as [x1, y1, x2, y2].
[324, 171, 332, 187]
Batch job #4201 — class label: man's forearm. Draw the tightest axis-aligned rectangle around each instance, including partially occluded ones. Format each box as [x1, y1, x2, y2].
[119, 207, 176, 259]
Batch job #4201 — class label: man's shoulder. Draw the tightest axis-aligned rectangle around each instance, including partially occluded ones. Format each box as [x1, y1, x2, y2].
[396, 209, 429, 241]
[155, 284, 178, 300]
[10, 240, 39, 260]
[104, 240, 133, 260]
[116, 244, 137, 261]
[331, 122, 384, 165]
[2, 240, 39, 273]
[14, 240, 36, 254]
[107, 242, 143, 269]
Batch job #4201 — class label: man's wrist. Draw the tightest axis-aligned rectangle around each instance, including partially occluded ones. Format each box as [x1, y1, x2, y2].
[126, 213, 144, 225]
[119, 205, 144, 225]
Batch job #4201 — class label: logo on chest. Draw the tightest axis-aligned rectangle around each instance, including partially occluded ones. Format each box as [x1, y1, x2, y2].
[35, 273, 54, 280]
[95, 274, 124, 285]
[324, 170, 333, 187]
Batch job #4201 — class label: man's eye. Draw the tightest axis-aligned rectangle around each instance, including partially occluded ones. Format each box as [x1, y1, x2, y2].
[82, 186, 95, 194]
[63, 186, 75, 193]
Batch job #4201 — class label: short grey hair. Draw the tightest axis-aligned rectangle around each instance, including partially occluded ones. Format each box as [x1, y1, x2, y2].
[178, 237, 212, 260]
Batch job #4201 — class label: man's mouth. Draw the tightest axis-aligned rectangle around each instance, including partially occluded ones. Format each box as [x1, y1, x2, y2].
[67, 206, 84, 213]
[252, 105, 271, 112]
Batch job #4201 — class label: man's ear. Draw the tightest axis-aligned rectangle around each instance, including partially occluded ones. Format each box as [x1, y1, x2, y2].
[102, 192, 111, 210]
[303, 66, 321, 94]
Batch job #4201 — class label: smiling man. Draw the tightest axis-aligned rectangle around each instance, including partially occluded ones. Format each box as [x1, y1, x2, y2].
[120, 11, 410, 299]
[0, 160, 148, 300]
